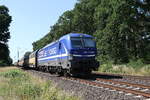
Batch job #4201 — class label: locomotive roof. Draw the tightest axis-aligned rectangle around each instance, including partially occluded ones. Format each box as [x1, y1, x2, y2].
[59, 33, 93, 40]
[39, 33, 93, 50]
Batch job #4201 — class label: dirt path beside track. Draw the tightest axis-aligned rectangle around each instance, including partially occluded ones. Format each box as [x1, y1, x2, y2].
[0, 66, 18, 72]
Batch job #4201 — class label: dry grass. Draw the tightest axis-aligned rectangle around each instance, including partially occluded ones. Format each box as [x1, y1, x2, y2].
[0, 67, 80, 100]
[99, 62, 150, 76]
[0, 66, 18, 72]
[107, 65, 150, 76]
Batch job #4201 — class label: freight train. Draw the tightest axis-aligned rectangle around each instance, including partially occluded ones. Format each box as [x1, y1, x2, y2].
[18, 33, 99, 76]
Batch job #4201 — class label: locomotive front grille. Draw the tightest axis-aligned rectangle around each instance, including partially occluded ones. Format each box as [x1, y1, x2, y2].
[69, 59, 99, 71]
[70, 60, 93, 68]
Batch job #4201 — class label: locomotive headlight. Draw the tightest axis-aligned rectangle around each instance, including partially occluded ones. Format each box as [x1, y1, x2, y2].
[68, 54, 73, 60]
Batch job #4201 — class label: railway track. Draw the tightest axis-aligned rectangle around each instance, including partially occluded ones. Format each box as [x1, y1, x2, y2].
[96, 78, 150, 90]
[94, 72, 150, 81]
[96, 78, 150, 97]
[63, 77, 150, 98]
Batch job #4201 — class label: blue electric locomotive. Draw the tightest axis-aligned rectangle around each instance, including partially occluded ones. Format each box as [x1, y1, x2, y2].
[37, 33, 99, 76]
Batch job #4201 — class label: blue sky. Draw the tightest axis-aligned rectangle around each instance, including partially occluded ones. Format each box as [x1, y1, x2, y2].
[0, 0, 77, 62]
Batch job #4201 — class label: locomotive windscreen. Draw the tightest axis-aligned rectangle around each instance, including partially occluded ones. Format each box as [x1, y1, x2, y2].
[83, 37, 95, 48]
[71, 37, 95, 48]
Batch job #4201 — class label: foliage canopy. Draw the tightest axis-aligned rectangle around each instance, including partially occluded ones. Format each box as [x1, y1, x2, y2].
[0, 5, 12, 66]
[33, 0, 150, 64]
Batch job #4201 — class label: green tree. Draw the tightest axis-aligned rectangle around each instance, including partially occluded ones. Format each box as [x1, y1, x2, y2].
[32, 32, 54, 50]
[94, 0, 150, 63]
[72, 0, 100, 34]
[0, 5, 11, 43]
[0, 5, 12, 66]
[33, 0, 150, 64]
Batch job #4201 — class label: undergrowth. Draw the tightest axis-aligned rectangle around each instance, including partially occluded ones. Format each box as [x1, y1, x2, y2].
[98, 60, 150, 76]
[0, 69, 79, 100]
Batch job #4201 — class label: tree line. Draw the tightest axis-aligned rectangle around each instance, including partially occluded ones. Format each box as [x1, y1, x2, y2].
[33, 0, 150, 64]
[0, 5, 12, 66]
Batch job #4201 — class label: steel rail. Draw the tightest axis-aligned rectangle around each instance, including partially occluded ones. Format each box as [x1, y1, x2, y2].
[63, 77, 150, 98]
[96, 78, 150, 89]
[93, 72, 150, 81]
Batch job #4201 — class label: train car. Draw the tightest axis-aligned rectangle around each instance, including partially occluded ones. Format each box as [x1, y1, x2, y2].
[37, 33, 99, 76]
[23, 56, 30, 68]
[18, 56, 29, 68]
[18, 58, 24, 67]
[29, 50, 38, 68]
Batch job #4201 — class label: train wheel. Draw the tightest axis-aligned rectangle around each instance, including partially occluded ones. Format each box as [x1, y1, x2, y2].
[63, 69, 70, 77]
[57, 67, 64, 76]
[35, 67, 39, 71]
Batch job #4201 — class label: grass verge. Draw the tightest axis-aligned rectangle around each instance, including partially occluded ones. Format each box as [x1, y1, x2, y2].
[0, 67, 80, 100]
[98, 60, 150, 76]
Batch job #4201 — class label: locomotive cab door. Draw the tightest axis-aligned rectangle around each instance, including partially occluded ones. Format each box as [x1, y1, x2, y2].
[58, 42, 66, 67]
[58, 42, 62, 65]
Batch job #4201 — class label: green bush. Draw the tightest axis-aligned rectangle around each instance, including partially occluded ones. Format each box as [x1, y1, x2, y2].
[127, 59, 145, 69]
[99, 61, 113, 72]
[0, 60, 7, 66]
[97, 60, 150, 76]
[17, 83, 42, 99]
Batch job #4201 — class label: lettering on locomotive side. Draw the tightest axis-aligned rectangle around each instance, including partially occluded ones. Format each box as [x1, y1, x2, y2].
[39, 47, 57, 58]
[38, 50, 44, 58]
[49, 47, 57, 55]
